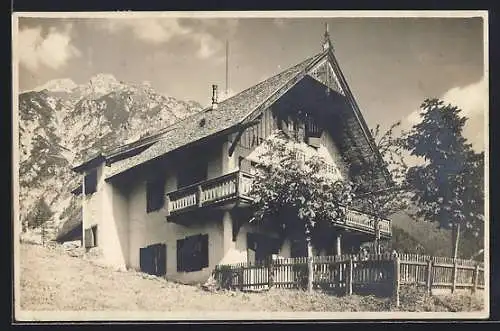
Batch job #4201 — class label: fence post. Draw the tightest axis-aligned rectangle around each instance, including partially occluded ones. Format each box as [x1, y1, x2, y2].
[472, 264, 480, 294]
[346, 258, 353, 296]
[393, 255, 400, 307]
[426, 259, 433, 296]
[239, 267, 244, 291]
[451, 259, 458, 294]
[268, 255, 275, 289]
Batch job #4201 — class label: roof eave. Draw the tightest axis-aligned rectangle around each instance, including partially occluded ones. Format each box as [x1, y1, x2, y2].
[72, 154, 106, 173]
[104, 123, 244, 182]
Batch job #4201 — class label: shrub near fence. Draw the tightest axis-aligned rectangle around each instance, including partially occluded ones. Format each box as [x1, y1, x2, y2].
[213, 253, 485, 306]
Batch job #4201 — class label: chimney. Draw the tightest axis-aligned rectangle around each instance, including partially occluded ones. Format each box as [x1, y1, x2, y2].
[212, 84, 218, 110]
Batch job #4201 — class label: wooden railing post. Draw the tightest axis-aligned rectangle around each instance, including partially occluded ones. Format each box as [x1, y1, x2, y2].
[393, 255, 400, 307]
[346, 258, 353, 296]
[165, 195, 170, 216]
[426, 258, 433, 295]
[374, 219, 381, 255]
[235, 172, 241, 196]
[472, 263, 480, 294]
[197, 185, 203, 208]
[268, 255, 275, 289]
[451, 258, 458, 294]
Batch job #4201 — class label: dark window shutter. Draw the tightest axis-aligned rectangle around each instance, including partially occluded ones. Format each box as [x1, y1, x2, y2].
[177, 239, 184, 272]
[158, 244, 166, 276]
[140, 247, 146, 272]
[146, 179, 165, 213]
[84, 228, 93, 248]
[187, 235, 198, 272]
[247, 233, 255, 251]
[176, 235, 208, 272]
[84, 170, 97, 195]
[91, 226, 98, 247]
[200, 234, 209, 268]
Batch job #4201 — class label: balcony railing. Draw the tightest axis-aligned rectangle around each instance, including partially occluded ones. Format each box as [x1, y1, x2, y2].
[166, 171, 254, 215]
[165, 171, 391, 236]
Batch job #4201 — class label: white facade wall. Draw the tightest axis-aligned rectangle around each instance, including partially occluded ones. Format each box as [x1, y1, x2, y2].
[82, 164, 130, 270]
[80, 127, 345, 284]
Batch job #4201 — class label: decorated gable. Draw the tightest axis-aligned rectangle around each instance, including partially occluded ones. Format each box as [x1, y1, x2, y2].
[307, 59, 344, 96]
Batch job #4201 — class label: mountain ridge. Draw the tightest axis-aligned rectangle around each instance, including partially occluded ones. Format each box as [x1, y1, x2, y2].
[18, 74, 203, 238]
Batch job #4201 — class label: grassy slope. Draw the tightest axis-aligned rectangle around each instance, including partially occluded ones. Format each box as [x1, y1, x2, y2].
[19, 243, 483, 312]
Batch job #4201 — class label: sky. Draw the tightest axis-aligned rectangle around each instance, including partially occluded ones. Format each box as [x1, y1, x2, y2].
[15, 13, 487, 151]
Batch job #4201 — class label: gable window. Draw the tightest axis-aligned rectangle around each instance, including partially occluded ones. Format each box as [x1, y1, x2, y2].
[146, 177, 165, 213]
[84, 169, 98, 195]
[176, 234, 209, 272]
[84, 225, 98, 248]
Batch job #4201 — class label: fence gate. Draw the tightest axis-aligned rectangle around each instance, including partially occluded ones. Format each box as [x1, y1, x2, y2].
[140, 243, 166, 276]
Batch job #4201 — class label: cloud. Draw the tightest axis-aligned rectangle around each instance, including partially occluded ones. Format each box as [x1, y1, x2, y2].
[18, 24, 80, 72]
[99, 19, 190, 44]
[96, 18, 238, 60]
[404, 76, 487, 151]
[441, 76, 487, 119]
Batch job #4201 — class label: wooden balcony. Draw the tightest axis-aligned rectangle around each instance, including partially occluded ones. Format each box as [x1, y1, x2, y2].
[165, 171, 391, 237]
[165, 171, 254, 217]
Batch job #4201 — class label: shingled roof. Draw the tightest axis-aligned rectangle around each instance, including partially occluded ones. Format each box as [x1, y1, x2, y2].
[102, 51, 326, 179]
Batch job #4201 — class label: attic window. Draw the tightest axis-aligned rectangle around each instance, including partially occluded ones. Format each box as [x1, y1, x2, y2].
[199, 118, 206, 127]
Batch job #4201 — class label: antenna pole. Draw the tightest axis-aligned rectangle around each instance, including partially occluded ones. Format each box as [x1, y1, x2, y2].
[225, 40, 229, 96]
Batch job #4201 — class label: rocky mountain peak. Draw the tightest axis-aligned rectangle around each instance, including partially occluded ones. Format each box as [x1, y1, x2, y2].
[33, 78, 78, 93]
[18, 73, 202, 239]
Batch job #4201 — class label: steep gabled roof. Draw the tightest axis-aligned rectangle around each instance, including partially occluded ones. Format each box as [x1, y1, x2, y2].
[72, 39, 389, 186]
[102, 51, 325, 179]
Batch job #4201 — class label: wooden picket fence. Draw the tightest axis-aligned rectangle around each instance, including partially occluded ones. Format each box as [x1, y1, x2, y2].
[213, 253, 485, 306]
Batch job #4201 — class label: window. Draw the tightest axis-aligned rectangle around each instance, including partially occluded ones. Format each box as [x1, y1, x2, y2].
[146, 178, 165, 213]
[84, 225, 98, 248]
[291, 239, 307, 258]
[84, 169, 97, 195]
[247, 233, 280, 263]
[140, 243, 166, 277]
[305, 116, 322, 138]
[177, 160, 207, 188]
[177, 234, 209, 272]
